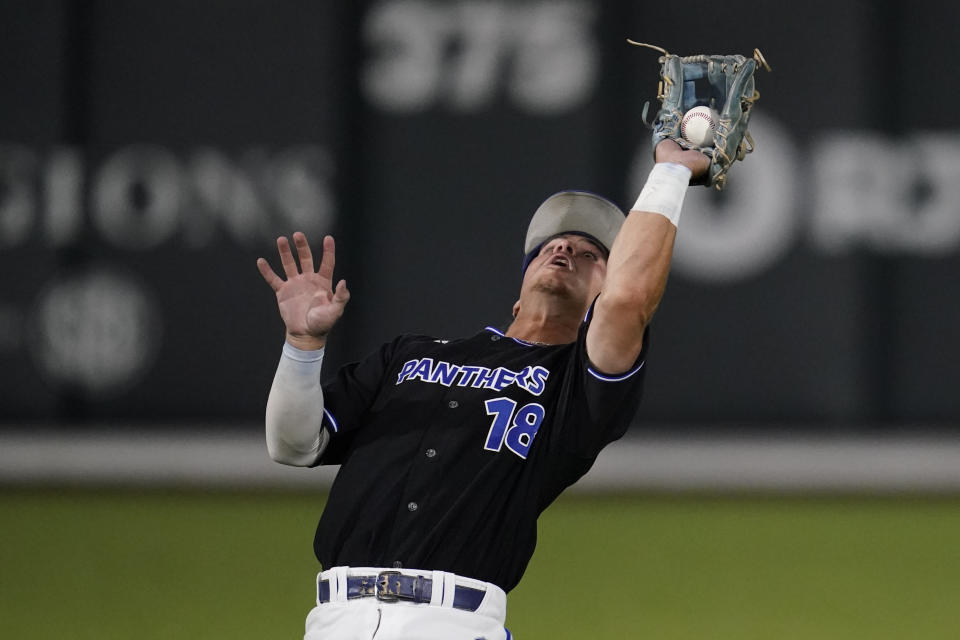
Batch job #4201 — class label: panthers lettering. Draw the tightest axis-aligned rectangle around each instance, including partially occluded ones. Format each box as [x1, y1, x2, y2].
[396, 357, 549, 395]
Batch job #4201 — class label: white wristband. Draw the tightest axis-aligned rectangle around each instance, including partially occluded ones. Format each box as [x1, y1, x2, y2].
[631, 162, 692, 227]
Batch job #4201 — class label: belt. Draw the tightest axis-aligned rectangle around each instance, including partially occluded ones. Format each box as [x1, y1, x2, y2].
[317, 570, 486, 612]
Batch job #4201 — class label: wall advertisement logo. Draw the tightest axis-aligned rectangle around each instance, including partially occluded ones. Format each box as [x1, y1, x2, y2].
[31, 267, 160, 397]
[0, 144, 335, 249]
[630, 116, 960, 283]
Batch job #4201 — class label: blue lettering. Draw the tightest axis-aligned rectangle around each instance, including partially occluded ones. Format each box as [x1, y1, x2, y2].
[472, 367, 497, 388]
[429, 361, 461, 386]
[396, 359, 550, 396]
[457, 366, 483, 387]
[397, 359, 419, 384]
[517, 366, 531, 382]
[410, 358, 434, 382]
[527, 367, 549, 395]
[492, 368, 517, 391]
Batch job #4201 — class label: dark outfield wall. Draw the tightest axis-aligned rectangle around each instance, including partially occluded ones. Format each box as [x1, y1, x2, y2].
[1, 0, 957, 428]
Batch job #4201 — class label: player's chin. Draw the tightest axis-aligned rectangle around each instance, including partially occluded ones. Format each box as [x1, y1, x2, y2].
[531, 279, 586, 303]
[530, 279, 566, 296]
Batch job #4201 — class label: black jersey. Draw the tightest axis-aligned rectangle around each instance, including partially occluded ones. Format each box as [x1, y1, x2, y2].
[313, 312, 648, 592]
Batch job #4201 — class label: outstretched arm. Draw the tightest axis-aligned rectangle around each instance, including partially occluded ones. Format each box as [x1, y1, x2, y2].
[585, 140, 708, 373]
[257, 233, 350, 466]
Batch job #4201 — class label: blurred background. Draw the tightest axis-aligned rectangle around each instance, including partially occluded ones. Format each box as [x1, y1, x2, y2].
[2, 1, 959, 638]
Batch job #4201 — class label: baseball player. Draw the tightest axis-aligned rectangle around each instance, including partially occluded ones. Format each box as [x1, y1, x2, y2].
[257, 139, 709, 639]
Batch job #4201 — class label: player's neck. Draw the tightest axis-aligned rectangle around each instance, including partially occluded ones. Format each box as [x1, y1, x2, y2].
[505, 304, 582, 346]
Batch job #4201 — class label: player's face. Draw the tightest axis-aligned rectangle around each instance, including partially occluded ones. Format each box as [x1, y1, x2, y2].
[521, 234, 608, 304]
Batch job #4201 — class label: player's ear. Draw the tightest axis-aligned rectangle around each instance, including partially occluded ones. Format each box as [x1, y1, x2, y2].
[512, 300, 520, 318]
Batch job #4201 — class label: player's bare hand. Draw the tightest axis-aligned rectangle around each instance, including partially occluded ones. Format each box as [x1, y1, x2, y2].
[655, 139, 710, 182]
[257, 232, 350, 350]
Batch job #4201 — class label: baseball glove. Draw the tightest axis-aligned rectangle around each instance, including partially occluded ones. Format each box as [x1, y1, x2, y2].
[629, 41, 771, 190]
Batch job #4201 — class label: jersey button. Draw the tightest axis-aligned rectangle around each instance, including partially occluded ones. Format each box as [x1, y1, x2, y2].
[490, 334, 500, 341]
[392, 560, 402, 568]
[425, 448, 437, 458]
[447, 400, 459, 409]
[407, 501, 419, 512]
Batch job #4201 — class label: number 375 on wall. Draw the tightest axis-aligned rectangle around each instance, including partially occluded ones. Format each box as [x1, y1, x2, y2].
[362, 0, 598, 114]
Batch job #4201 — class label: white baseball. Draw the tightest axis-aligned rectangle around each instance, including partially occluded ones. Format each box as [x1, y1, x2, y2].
[681, 106, 718, 147]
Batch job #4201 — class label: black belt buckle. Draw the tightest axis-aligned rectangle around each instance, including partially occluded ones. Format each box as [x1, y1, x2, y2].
[376, 571, 403, 602]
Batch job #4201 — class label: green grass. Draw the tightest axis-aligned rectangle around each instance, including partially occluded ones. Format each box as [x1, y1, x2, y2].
[517, 496, 960, 639]
[2, 490, 959, 639]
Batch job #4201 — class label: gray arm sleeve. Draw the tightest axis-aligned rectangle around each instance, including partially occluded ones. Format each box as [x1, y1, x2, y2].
[264, 342, 330, 467]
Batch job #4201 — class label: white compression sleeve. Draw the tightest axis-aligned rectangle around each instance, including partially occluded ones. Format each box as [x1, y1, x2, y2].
[264, 342, 330, 467]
